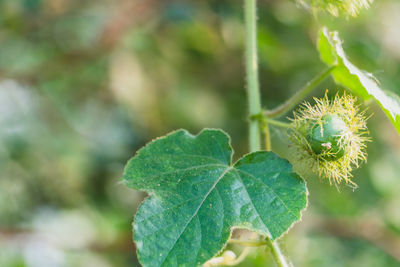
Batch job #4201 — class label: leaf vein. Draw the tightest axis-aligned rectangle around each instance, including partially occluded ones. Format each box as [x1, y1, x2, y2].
[159, 166, 233, 266]
[235, 169, 299, 221]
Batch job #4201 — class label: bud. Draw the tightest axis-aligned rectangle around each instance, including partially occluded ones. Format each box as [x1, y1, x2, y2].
[289, 92, 369, 186]
[297, 0, 374, 17]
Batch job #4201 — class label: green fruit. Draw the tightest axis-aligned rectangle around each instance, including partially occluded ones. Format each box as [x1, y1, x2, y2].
[307, 114, 348, 160]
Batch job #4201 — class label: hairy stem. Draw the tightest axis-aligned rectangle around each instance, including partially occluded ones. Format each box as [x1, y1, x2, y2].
[243, 1, 289, 266]
[264, 126, 271, 151]
[229, 238, 268, 247]
[265, 237, 289, 267]
[264, 65, 336, 118]
[245, 0, 267, 152]
[265, 118, 292, 128]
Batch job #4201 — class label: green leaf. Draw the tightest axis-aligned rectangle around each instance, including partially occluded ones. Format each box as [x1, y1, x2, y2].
[318, 27, 400, 135]
[123, 129, 307, 267]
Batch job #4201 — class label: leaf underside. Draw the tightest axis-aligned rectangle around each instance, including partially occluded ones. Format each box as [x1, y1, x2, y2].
[123, 129, 307, 267]
[318, 27, 400, 135]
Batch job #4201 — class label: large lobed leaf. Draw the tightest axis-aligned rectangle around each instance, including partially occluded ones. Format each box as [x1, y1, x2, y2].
[318, 27, 400, 135]
[123, 129, 307, 267]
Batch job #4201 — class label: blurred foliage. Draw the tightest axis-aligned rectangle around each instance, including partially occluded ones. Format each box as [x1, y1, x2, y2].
[0, 0, 400, 266]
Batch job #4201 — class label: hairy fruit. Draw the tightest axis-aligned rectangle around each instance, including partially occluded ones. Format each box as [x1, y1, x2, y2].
[289, 92, 370, 186]
[297, 0, 374, 17]
[307, 114, 348, 160]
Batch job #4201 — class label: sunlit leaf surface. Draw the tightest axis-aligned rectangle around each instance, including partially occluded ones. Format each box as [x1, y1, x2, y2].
[123, 129, 307, 267]
[318, 27, 400, 135]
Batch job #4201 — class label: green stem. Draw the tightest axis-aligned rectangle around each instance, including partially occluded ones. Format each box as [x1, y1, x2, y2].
[265, 237, 290, 267]
[264, 65, 336, 118]
[228, 239, 268, 247]
[245, 0, 266, 152]
[243, 1, 288, 266]
[265, 118, 292, 128]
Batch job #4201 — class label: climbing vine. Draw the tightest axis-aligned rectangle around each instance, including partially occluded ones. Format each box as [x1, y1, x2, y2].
[123, 0, 400, 266]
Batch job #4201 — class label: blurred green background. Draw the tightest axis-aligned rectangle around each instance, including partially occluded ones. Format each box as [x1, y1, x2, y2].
[0, 0, 400, 266]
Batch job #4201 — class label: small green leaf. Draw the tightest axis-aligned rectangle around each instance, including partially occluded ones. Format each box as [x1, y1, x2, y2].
[124, 129, 307, 267]
[318, 27, 400, 135]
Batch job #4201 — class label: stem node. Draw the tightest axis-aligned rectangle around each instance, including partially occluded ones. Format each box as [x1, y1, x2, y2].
[244, 0, 290, 266]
